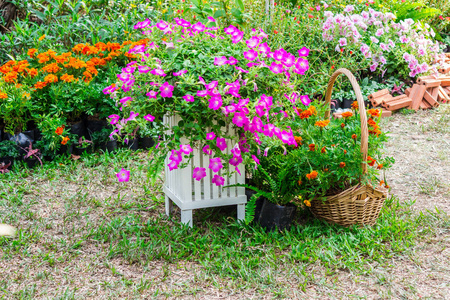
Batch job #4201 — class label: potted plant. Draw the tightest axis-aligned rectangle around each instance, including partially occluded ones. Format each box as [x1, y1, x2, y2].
[91, 127, 117, 152]
[0, 140, 20, 171]
[20, 143, 43, 168]
[73, 136, 93, 155]
[105, 17, 313, 226]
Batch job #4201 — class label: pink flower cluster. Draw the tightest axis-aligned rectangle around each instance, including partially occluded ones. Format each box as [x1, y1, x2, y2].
[321, 6, 440, 77]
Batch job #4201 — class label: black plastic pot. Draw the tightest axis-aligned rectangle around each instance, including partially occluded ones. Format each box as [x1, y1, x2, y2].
[340, 98, 354, 109]
[330, 99, 339, 113]
[6, 131, 35, 155]
[128, 138, 139, 151]
[139, 136, 155, 149]
[86, 119, 107, 140]
[24, 156, 41, 168]
[68, 120, 87, 139]
[73, 144, 92, 155]
[99, 140, 118, 153]
[57, 144, 73, 156]
[258, 198, 297, 231]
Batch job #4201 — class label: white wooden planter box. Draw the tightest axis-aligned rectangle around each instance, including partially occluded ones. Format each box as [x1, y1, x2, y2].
[163, 115, 246, 227]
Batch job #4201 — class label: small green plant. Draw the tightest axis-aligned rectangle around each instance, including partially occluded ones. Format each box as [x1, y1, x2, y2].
[0, 140, 20, 158]
[77, 137, 93, 148]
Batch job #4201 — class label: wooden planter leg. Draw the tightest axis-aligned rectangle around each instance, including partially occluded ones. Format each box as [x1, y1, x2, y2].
[237, 204, 245, 221]
[181, 209, 193, 227]
[165, 195, 173, 216]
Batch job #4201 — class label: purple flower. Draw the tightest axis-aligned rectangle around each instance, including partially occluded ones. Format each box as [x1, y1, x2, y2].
[224, 25, 238, 35]
[126, 111, 139, 122]
[156, 20, 168, 30]
[211, 174, 225, 186]
[298, 47, 310, 57]
[269, 62, 284, 74]
[144, 114, 155, 122]
[202, 145, 212, 155]
[243, 49, 258, 61]
[206, 132, 216, 140]
[229, 155, 243, 167]
[176, 18, 191, 28]
[228, 56, 238, 65]
[370, 62, 378, 72]
[216, 137, 227, 151]
[167, 160, 179, 171]
[339, 38, 347, 47]
[272, 48, 287, 61]
[183, 94, 194, 102]
[160, 82, 174, 98]
[192, 167, 206, 181]
[146, 90, 158, 99]
[180, 144, 193, 154]
[205, 81, 218, 90]
[151, 68, 166, 76]
[208, 97, 223, 110]
[214, 56, 228, 66]
[251, 154, 260, 166]
[197, 90, 208, 97]
[245, 36, 260, 49]
[119, 96, 133, 106]
[209, 157, 223, 173]
[191, 22, 206, 33]
[235, 66, 249, 73]
[207, 16, 216, 23]
[116, 168, 130, 182]
[108, 114, 120, 125]
[173, 69, 188, 76]
[103, 85, 118, 95]
[300, 95, 311, 106]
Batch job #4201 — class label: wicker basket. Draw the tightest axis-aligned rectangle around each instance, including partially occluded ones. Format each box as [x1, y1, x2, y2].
[309, 68, 387, 227]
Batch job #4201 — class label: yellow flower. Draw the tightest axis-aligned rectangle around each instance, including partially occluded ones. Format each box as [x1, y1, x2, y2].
[303, 200, 311, 207]
[38, 34, 46, 41]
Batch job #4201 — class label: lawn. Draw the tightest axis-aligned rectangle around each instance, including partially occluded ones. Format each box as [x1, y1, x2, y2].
[1, 105, 449, 299]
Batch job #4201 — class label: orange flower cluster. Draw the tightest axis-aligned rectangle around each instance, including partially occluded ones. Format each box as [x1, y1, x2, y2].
[341, 111, 353, 118]
[297, 105, 316, 119]
[61, 136, 70, 145]
[0, 91, 7, 99]
[367, 118, 381, 136]
[351, 101, 358, 110]
[294, 136, 302, 148]
[309, 143, 315, 151]
[367, 108, 380, 118]
[55, 126, 64, 135]
[306, 170, 318, 180]
[352, 134, 357, 140]
[339, 162, 346, 168]
[367, 156, 376, 166]
[315, 120, 330, 127]
[1, 38, 148, 97]
[321, 146, 326, 153]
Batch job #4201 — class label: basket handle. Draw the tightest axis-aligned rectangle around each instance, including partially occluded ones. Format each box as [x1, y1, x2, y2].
[324, 68, 369, 174]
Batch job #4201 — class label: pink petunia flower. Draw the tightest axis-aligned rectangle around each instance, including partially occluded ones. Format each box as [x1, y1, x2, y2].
[300, 95, 311, 106]
[183, 94, 194, 102]
[214, 56, 228, 66]
[144, 114, 155, 122]
[269, 62, 284, 74]
[216, 137, 227, 151]
[211, 174, 225, 186]
[229, 155, 243, 167]
[160, 82, 174, 98]
[146, 90, 158, 99]
[228, 56, 238, 65]
[209, 157, 223, 173]
[173, 69, 188, 76]
[109, 114, 120, 125]
[206, 132, 216, 140]
[116, 168, 130, 182]
[156, 20, 168, 30]
[180, 144, 193, 155]
[203, 145, 212, 155]
[167, 160, 179, 171]
[298, 46, 310, 57]
[191, 22, 206, 33]
[243, 49, 258, 61]
[208, 97, 223, 110]
[245, 36, 260, 49]
[192, 167, 207, 181]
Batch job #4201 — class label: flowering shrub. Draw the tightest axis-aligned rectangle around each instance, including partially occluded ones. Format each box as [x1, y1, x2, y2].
[321, 5, 444, 78]
[248, 101, 393, 211]
[106, 17, 313, 185]
[0, 38, 145, 133]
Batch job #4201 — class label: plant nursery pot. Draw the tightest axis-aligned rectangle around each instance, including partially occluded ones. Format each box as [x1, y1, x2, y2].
[6, 131, 35, 155]
[340, 98, 354, 109]
[128, 138, 139, 151]
[68, 120, 87, 138]
[139, 136, 155, 149]
[57, 144, 73, 156]
[99, 140, 118, 153]
[258, 198, 297, 231]
[24, 156, 40, 168]
[86, 119, 107, 139]
[73, 144, 92, 155]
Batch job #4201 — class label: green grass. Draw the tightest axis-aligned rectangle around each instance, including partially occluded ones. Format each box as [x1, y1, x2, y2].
[0, 149, 449, 297]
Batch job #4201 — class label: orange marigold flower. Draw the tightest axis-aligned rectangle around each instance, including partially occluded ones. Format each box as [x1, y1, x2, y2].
[61, 73, 75, 83]
[306, 170, 318, 180]
[42, 63, 61, 73]
[55, 126, 64, 135]
[27, 48, 38, 58]
[294, 136, 302, 146]
[26, 68, 39, 78]
[377, 164, 383, 170]
[379, 180, 385, 186]
[367, 118, 377, 126]
[309, 144, 315, 151]
[351, 101, 358, 110]
[44, 74, 58, 83]
[61, 136, 70, 145]
[315, 120, 330, 127]
[37, 53, 50, 64]
[303, 200, 311, 207]
[34, 81, 47, 89]
[341, 123, 345, 128]
[367, 108, 380, 117]
[367, 156, 376, 166]
[339, 162, 346, 168]
[297, 179, 302, 185]
[343, 149, 347, 154]
[341, 111, 353, 118]
[3, 71, 18, 83]
[106, 42, 121, 51]
[299, 109, 312, 119]
[0, 65, 12, 74]
[38, 34, 45, 41]
[321, 146, 326, 153]
[22, 92, 30, 99]
[0, 92, 7, 99]
[83, 71, 93, 83]
[352, 134, 357, 140]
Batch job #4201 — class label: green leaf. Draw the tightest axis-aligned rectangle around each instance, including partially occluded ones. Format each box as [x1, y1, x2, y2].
[214, 10, 225, 19]
[235, 0, 244, 11]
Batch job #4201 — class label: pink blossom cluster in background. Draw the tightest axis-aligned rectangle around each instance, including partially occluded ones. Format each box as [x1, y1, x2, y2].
[322, 6, 444, 77]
